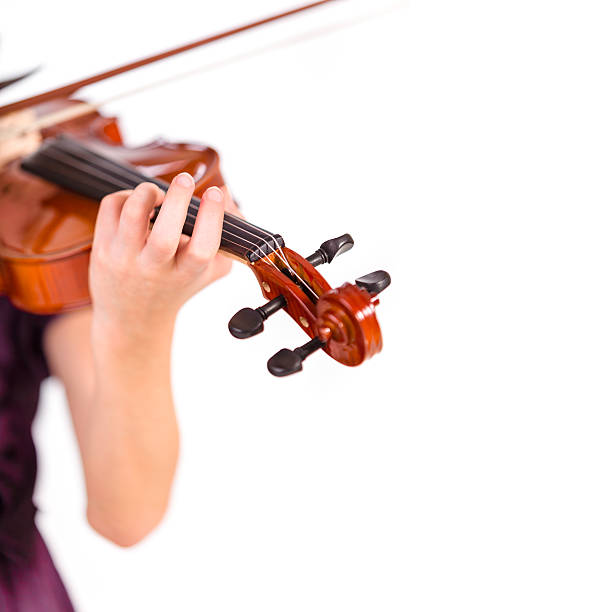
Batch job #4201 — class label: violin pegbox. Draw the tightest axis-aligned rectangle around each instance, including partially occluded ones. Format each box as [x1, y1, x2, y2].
[228, 234, 391, 377]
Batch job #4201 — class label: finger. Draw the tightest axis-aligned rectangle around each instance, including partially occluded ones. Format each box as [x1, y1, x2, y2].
[144, 172, 194, 263]
[177, 186, 225, 271]
[93, 190, 132, 247]
[117, 183, 163, 253]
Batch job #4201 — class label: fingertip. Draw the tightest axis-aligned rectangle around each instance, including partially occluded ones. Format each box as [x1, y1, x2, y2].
[175, 172, 194, 188]
[204, 186, 224, 203]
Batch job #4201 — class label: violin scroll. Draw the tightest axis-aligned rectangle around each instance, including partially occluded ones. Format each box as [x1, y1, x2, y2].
[229, 234, 390, 376]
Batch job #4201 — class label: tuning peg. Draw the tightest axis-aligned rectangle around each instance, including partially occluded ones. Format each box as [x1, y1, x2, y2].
[228, 295, 286, 339]
[306, 233, 354, 267]
[267, 337, 326, 377]
[355, 270, 391, 295]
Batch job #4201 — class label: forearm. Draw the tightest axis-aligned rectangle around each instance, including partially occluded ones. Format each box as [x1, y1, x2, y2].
[82, 314, 179, 544]
[44, 179, 234, 547]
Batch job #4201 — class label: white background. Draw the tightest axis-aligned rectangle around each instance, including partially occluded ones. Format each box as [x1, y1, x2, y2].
[2, 0, 612, 610]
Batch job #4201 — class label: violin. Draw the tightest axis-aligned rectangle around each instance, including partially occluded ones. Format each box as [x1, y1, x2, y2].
[0, 0, 390, 377]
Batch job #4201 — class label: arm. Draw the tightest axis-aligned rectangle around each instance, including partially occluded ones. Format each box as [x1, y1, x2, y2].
[43, 175, 237, 547]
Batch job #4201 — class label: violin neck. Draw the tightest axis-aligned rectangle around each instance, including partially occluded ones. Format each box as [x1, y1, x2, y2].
[20, 136, 284, 263]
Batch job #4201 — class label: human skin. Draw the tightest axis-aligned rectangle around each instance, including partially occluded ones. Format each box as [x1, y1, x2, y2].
[42, 174, 238, 546]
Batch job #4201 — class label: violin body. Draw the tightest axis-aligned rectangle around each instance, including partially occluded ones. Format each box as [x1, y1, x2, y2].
[0, 98, 223, 314]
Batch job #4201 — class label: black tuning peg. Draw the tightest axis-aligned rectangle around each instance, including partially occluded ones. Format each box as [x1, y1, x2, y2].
[267, 337, 326, 377]
[306, 233, 354, 267]
[355, 270, 391, 295]
[228, 295, 286, 339]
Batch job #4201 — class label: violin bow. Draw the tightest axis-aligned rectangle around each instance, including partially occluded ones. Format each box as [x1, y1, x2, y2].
[0, 0, 340, 116]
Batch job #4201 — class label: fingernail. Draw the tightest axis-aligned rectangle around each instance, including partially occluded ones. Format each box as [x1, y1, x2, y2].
[206, 186, 223, 203]
[176, 172, 194, 188]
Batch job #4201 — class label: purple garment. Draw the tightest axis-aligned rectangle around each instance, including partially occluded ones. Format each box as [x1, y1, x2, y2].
[0, 297, 74, 611]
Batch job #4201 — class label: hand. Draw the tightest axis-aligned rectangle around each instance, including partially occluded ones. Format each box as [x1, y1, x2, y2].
[90, 173, 237, 334]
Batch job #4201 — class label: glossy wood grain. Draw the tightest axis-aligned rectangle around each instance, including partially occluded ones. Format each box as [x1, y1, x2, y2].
[252, 248, 383, 366]
[0, 98, 223, 314]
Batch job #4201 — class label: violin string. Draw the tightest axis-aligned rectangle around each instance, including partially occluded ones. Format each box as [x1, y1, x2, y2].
[35, 146, 248, 248]
[49, 136, 273, 242]
[37, 148, 292, 285]
[36, 146, 265, 254]
[39, 140, 252, 241]
[50, 136, 285, 257]
[33, 142, 319, 300]
[40, 137, 321, 301]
